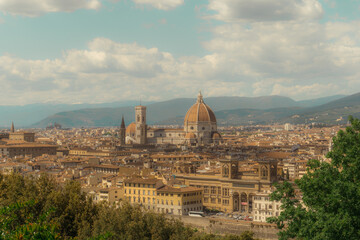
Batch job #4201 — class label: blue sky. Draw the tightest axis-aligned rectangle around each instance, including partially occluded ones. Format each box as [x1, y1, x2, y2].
[0, 0, 211, 59]
[0, 0, 360, 105]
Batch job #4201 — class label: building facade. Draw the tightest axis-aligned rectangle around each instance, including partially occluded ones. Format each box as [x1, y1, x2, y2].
[252, 193, 282, 222]
[174, 156, 278, 213]
[156, 185, 203, 215]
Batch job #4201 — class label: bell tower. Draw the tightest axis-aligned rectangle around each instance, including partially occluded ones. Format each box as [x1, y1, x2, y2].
[135, 105, 147, 145]
[119, 116, 126, 145]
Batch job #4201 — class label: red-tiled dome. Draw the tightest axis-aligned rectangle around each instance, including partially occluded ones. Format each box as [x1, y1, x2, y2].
[126, 122, 136, 134]
[184, 92, 216, 124]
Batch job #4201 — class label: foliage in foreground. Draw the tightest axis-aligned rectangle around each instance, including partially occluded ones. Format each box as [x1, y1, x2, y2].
[0, 173, 255, 240]
[268, 116, 360, 240]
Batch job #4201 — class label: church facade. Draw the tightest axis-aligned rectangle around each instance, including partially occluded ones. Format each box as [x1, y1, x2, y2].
[122, 92, 221, 146]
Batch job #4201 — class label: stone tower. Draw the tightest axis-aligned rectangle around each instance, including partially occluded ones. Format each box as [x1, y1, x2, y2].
[119, 116, 126, 145]
[135, 105, 147, 144]
[10, 122, 14, 133]
[220, 155, 238, 179]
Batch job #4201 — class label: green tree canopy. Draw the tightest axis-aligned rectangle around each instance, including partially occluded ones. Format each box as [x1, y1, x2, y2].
[0, 173, 256, 240]
[268, 116, 360, 240]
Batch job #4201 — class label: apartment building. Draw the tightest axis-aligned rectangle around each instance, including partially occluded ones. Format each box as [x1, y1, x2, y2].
[156, 185, 203, 215]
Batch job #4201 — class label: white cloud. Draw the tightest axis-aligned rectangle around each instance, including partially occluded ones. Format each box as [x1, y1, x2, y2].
[1, 0, 360, 104]
[207, 0, 323, 22]
[133, 0, 183, 10]
[0, 38, 247, 104]
[271, 83, 340, 100]
[199, 0, 360, 100]
[0, 0, 101, 17]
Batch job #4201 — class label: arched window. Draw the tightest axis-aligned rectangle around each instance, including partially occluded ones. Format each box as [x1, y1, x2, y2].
[137, 115, 140, 122]
[261, 166, 268, 179]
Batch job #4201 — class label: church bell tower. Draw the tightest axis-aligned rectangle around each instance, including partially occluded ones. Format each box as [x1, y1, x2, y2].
[135, 105, 147, 144]
[119, 116, 126, 145]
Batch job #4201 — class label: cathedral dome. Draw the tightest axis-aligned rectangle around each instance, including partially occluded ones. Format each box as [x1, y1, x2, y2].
[184, 92, 216, 124]
[126, 122, 136, 135]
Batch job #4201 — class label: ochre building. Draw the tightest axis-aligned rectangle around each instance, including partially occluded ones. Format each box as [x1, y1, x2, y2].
[174, 156, 278, 213]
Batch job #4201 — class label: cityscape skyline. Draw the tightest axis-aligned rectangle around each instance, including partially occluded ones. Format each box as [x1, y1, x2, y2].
[1, 0, 360, 105]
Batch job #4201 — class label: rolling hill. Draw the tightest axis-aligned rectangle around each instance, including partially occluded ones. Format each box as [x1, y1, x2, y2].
[0, 100, 153, 128]
[30, 94, 358, 128]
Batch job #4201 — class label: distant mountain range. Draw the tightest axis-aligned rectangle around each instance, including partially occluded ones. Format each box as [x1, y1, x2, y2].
[0, 100, 153, 128]
[26, 93, 355, 128]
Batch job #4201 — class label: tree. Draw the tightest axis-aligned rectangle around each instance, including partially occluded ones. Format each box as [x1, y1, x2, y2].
[268, 116, 360, 240]
[0, 201, 61, 240]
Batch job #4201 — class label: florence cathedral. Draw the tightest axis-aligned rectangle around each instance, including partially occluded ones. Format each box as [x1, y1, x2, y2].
[120, 92, 221, 146]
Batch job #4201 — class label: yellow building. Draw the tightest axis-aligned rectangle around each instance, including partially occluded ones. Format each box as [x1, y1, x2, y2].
[124, 178, 203, 215]
[9, 132, 35, 142]
[124, 178, 164, 211]
[156, 185, 203, 215]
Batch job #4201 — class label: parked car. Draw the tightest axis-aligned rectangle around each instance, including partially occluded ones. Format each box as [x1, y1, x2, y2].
[244, 216, 253, 221]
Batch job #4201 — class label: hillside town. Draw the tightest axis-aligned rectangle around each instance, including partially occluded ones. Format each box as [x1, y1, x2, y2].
[0, 94, 340, 228]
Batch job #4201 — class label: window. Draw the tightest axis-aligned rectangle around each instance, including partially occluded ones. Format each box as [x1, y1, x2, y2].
[222, 199, 229, 205]
[204, 198, 209, 203]
[211, 186, 216, 194]
[211, 198, 216, 203]
[202, 127, 205, 130]
[204, 186, 209, 194]
[222, 188, 229, 196]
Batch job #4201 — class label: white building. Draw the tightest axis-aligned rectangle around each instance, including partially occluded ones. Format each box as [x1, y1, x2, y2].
[252, 192, 282, 222]
[284, 123, 293, 131]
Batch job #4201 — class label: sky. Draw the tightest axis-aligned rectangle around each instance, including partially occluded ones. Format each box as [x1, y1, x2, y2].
[0, 0, 360, 105]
